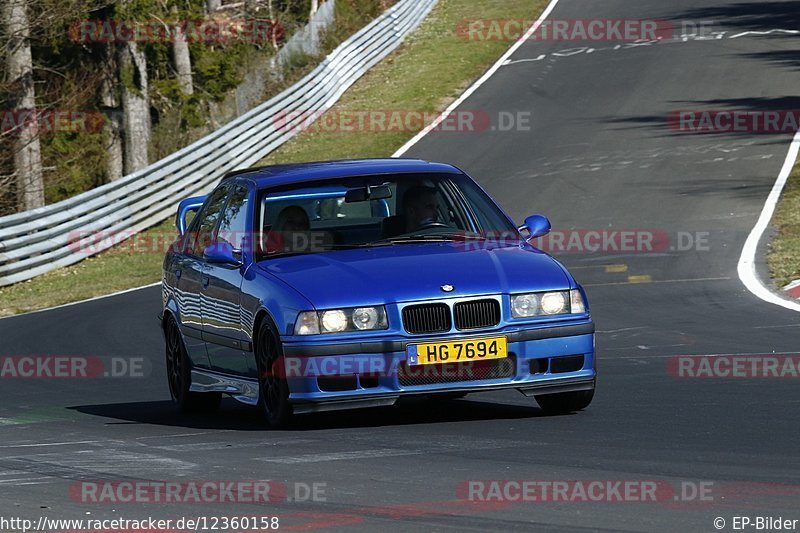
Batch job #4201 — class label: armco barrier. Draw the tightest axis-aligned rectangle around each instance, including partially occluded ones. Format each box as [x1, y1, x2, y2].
[0, 0, 438, 287]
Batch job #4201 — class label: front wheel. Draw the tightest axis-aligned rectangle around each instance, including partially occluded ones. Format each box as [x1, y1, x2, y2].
[535, 389, 594, 414]
[255, 319, 293, 427]
[165, 316, 221, 412]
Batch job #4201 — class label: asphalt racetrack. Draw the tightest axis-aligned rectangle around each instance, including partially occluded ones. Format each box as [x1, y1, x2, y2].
[2, 0, 800, 531]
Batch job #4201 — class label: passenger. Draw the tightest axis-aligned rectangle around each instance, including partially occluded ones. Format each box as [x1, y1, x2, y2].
[275, 205, 310, 232]
[265, 206, 310, 253]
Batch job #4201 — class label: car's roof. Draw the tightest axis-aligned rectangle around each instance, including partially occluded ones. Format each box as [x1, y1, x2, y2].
[223, 158, 462, 188]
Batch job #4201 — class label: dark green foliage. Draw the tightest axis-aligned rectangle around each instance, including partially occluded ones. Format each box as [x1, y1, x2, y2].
[0, 0, 389, 214]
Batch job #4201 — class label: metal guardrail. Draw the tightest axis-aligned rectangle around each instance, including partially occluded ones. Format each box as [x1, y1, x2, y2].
[0, 0, 438, 287]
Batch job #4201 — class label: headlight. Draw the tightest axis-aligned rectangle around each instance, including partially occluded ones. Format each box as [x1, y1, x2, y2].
[511, 290, 586, 318]
[321, 310, 347, 333]
[511, 293, 538, 318]
[352, 307, 380, 330]
[540, 291, 567, 315]
[294, 306, 388, 335]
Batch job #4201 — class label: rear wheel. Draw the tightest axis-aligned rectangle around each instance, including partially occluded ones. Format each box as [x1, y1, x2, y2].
[255, 318, 293, 427]
[535, 389, 594, 414]
[165, 315, 221, 412]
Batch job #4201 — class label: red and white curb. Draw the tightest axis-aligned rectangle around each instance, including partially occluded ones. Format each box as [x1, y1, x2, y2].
[786, 280, 800, 299]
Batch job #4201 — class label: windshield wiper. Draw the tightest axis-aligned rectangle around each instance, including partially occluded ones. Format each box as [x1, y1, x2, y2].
[262, 235, 490, 257]
[261, 242, 388, 259]
[377, 232, 488, 244]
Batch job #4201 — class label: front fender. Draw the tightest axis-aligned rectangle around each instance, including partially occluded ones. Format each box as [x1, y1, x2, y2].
[242, 264, 316, 342]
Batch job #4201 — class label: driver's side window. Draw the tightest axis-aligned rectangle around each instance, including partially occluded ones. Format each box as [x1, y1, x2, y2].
[217, 185, 250, 251]
[186, 185, 230, 257]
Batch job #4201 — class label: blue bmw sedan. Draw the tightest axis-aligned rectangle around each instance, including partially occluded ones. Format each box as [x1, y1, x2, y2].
[161, 159, 596, 426]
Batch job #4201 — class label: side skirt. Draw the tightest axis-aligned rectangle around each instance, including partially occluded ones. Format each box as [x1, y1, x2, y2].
[190, 369, 259, 405]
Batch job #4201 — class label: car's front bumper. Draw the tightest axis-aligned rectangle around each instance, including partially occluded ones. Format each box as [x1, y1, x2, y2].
[280, 321, 596, 413]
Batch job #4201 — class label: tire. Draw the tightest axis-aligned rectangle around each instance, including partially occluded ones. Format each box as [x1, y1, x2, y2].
[535, 389, 594, 414]
[165, 315, 221, 413]
[255, 318, 293, 427]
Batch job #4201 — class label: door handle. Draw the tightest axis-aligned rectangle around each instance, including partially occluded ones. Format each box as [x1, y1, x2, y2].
[175, 269, 182, 280]
[202, 275, 210, 288]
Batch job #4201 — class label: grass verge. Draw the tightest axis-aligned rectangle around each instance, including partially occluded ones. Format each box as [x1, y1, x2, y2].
[0, 0, 548, 317]
[259, 0, 547, 165]
[0, 220, 173, 317]
[767, 160, 800, 289]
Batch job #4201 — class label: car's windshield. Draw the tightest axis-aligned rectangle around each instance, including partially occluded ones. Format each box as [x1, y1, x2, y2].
[256, 172, 519, 258]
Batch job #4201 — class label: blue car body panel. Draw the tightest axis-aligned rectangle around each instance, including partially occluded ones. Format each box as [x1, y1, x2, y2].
[161, 159, 596, 412]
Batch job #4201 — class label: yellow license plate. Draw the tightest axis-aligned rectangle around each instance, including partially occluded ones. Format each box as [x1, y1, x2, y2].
[407, 337, 508, 366]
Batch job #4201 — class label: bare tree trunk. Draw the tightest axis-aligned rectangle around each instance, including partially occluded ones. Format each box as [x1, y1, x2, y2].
[206, 0, 222, 13]
[171, 8, 194, 96]
[267, 0, 278, 50]
[118, 40, 151, 174]
[3, 0, 44, 210]
[105, 112, 125, 180]
[310, 0, 319, 17]
[100, 44, 123, 181]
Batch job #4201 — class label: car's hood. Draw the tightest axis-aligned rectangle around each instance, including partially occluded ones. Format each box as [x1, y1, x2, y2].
[257, 242, 573, 309]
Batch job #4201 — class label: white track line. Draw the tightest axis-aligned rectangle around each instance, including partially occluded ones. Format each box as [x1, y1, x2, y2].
[0, 439, 105, 448]
[9, 0, 797, 321]
[3, 3, 565, 321]
[392, 0, 563, 156]
[737, 130, 800, 313]
[391, 0, 799, 315]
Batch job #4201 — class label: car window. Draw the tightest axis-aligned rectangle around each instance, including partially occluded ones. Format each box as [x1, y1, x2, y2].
[217, 185, 250, 251]
[186, 185, 230, 257]
[255, 173, 519, 258]
[458, 179, 519, 238]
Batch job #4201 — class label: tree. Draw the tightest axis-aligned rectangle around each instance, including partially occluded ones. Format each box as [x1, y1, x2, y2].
[114, 31, 151, 177]
[101, 43, 124, 181]
[3, 0, 44, 210]
[118, 39, 151, 174]
[171, 6, 193, 95]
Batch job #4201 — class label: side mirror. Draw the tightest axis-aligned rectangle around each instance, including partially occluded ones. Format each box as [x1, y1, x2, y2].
[176, 195, 207, 236]
[518, 214, 551, 240]
[203, 242, 243, 268]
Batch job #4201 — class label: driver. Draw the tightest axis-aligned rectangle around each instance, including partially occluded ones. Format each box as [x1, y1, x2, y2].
[403, 186, 440, 232]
